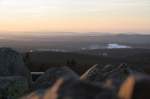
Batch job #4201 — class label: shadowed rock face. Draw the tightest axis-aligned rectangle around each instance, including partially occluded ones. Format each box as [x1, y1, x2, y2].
[0, 48, 31, 84]
[118, 74, 150, 99]
[0, 76, 29, 99]
[33, 66, 79, 90]
[22, 79, 64, 99]
[81, 64, 132, 85]
[58, 81, 116, 99]
[27, 66, 116, 99]
[23, 80, 116, 99]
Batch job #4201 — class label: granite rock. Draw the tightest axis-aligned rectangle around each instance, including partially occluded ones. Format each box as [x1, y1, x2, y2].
[0, 48, 32, 84]
[33, 66, 79, 90]
[0, 76, 29, 99]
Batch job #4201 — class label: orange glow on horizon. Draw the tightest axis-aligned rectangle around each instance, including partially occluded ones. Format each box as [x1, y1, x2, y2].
[0, 0, 150, 33]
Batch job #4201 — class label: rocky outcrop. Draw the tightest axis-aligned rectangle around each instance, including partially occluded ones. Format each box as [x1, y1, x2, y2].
[58, 80, 116, 99]
[118, 74, 150, 99]
[0, 48, 32, 84]
[23, 79, 116, 99]
[33, 66, 79, 90]
[22, 64, 150, 99]
[0, 76, 29, 99]
[30, 66, 117, 99]
[81, 64, 133, 85]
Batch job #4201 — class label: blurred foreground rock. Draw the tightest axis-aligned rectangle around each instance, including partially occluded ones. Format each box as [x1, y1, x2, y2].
[0, 76, 29, 99]
[81, 64, 133, 85]
[33, 66, 79, 90]
[22, 63, 150, 99]
[0, 48, 32, 84]
[58, 80, 116, 99]
[23, 79, 116, 99]
[118, 74, 150, 99]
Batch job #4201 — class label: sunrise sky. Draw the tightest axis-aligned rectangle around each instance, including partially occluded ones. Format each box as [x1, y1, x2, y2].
[0, 0, 150, 34]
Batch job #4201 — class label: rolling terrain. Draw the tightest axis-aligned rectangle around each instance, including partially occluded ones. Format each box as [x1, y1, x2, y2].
[23, 48, 150, 75]
[1, 33, 150, 52]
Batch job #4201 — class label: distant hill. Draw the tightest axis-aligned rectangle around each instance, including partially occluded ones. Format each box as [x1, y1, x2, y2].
[1, 33, 150, 52]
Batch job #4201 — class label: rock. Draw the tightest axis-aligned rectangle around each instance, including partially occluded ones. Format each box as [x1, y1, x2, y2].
[81, 64, 132, 84]
[118, 74, 150, 99]
[0, 76, 29, 99]
[33, 66, 79, 90]
[58, 81, 116, 99]
[23, 80, 116, 99]
[0, 48, 32, 84]
[22, 79, 63, 99]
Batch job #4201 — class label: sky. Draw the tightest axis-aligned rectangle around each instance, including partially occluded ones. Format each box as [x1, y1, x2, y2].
[0, 0, 150, 34]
